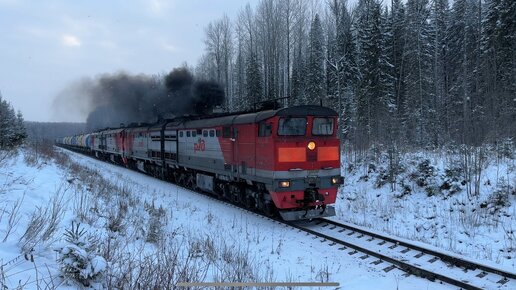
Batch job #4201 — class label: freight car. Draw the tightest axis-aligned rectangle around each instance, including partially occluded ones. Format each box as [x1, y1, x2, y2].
[57, 105, 343, 220]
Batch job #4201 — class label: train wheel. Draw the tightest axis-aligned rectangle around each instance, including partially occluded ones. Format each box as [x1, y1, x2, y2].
[244, 196, 255, 209]
[263, 201, 276, 217]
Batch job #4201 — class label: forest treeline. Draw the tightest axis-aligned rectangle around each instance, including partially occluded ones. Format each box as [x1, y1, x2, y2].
[196, 0, 515, 149]
[24, 122, 85, 142]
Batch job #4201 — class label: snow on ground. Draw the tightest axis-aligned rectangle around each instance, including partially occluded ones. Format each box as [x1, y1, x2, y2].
[0, 147, 456, 289]
[336, 149, 516, 272]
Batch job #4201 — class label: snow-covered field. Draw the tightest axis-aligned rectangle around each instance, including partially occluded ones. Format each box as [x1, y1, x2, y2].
[0, 147, 458, 289]
[337, 149, 516, 272]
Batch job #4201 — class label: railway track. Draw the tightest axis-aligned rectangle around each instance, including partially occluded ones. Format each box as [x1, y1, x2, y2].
[60, 147, 516, 289]
[287, 218, 516, 290]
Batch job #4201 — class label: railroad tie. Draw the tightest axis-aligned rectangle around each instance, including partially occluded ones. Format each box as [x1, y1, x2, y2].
[371, 259, 383, 265]
[359, 255, 369, 260]
[378, 240, 387, 246]
[428, 257, 439, 263]
[338, 229, 345, 233]
[383, 265, 396, 272]
[348, 250, 358, 255]
[400, 248, 411, 254]
[347, 231, 355, 236]
[496, 277, 509, 285]
[414, 252, 425, 258]
[475, 271, 487, 278]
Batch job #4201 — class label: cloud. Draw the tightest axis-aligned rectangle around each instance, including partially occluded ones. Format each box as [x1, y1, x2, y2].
[148, 0, 174, 16]
[162, 43, 178, 52]
[61, 34, 81, 47]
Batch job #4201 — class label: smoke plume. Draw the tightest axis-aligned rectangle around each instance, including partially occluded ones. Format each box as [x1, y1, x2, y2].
[54, 68, 224, 131]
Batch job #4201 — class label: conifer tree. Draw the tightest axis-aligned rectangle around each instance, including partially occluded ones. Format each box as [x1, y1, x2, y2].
[306, 14, 325, 105]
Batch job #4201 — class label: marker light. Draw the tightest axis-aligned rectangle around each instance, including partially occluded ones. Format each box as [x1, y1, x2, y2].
[307, 141, 316, 150]
[279, 181, 291, 188]
[331, 176, 344, 185]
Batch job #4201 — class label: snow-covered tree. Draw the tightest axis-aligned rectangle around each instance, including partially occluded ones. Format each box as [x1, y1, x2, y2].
[56, 222, 107, 287]
[403, 0, 434, 146]
[0, 92, 26, 149]
[306, 14, 325, 105]
[246, 52, 263, 107]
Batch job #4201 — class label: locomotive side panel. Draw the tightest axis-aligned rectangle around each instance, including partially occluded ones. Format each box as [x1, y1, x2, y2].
[177, 128, 226, 173]
[233, 123, 257, 177]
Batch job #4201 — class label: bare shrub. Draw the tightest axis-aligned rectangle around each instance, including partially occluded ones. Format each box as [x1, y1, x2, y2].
[0, 150, 16, 168]
[144, 201, 166, 244]
[19, 187, 67, 252]
[2, 194, 24, 242]
[214, 241, 258, 283]
[106, 235, 211, 289]
[106, 200, 127, 233]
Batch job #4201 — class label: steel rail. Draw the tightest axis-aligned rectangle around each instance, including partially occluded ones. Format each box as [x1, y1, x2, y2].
[319, 218, 516, 281]
[286, 221, 483, 290]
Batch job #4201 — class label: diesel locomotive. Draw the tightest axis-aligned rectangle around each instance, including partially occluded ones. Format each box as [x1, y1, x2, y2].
[57, 105, 343, 220]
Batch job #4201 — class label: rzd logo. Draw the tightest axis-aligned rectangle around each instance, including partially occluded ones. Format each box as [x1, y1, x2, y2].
[194, 138, 205, 152]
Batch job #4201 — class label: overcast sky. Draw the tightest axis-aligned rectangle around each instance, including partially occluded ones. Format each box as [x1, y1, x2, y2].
[0, 0, 256, 122]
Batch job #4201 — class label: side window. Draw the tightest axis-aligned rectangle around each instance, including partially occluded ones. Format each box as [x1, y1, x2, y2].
[192, 130, 197, 137]
[179, 131, 183, 137]
[203, 130, 208, 137]
[197, 129, 202, 135]
[223, 126, 231, 138]
[258, 122, 272, 137]
[209, 130, 215, 137]
[216, 130, 221, 137]
[186, 131, 191, 137]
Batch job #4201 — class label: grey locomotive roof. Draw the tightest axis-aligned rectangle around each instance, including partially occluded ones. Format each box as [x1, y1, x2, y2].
[92, 106, 337, 133]
[173, 105, 337, 129]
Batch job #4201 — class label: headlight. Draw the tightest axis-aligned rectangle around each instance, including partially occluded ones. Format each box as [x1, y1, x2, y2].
[279, 181, 290, 188]
[307, 141, 316, 150]
[331, 176, 343, 185]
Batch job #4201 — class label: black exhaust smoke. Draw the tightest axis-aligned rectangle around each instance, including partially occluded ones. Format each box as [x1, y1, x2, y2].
[55, 67, 224, 131]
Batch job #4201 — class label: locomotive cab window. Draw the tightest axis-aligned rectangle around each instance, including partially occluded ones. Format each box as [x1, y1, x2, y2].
[278, 117, 306, 136]
[209, 130, 215, 137]
[258, 122, 272, 137]
[312, 117, 334, 136]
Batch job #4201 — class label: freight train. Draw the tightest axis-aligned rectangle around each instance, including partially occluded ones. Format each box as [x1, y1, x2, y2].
[57, 105, 343, 220]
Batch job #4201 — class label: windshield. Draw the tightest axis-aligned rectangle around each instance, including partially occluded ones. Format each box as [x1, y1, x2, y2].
[278, 117, 307, 136]
[312, 117, 334, 136]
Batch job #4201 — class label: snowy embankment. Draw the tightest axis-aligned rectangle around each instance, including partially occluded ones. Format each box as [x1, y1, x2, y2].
[336, 148, 516, 272]
[0, 147, 454, 289]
